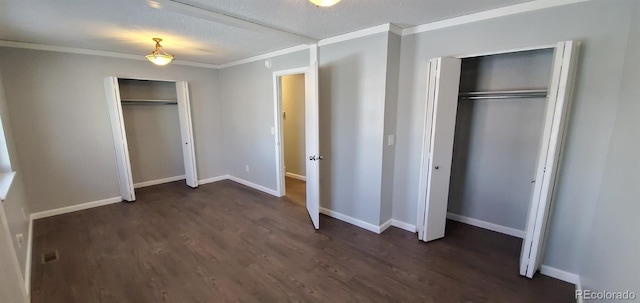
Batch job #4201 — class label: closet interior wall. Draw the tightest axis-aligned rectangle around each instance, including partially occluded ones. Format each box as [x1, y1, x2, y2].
[448, 49, 554, 233]
[118, 79, 185, 185]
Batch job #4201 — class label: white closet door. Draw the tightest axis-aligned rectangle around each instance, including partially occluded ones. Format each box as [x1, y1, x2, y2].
[520, 41, 578, 278]
[305, 45, 320, 229]
[176, 81, 198, 188]
[104, 77, 135, 201]
[417, 57, 461, 242]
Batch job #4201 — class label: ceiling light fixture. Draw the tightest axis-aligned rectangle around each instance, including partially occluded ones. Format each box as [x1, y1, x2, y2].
[309, 0, 342, 7]
[146, 38, 175, 66]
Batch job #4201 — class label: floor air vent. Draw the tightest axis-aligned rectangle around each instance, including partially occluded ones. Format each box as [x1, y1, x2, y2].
[41, 250, 59, 264]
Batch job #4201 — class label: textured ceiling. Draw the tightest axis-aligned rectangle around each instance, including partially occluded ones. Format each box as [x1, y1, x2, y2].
[0, 0, 534, 65]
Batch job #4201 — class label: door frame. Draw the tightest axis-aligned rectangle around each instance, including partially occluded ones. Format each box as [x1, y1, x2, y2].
[272, 67, 310, 197]
[415, 41, 578, 278]
[104, 76, 199, 202]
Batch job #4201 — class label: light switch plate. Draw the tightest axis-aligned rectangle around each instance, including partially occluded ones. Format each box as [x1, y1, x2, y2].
[388, 135, 395, 146]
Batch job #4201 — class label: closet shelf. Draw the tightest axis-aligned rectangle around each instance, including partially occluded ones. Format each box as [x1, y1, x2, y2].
[121, 98, 178, 105]
[459, 89, 548, 100]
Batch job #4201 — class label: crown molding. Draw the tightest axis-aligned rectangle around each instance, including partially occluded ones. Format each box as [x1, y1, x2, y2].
[401, 0, 591, 36]
[317, 23, 394, 47]
[217, 44, 311, 69]
[0, 40, 221, 69]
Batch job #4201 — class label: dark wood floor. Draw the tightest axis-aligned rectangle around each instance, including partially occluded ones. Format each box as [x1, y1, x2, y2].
[31, 180, 574, 303]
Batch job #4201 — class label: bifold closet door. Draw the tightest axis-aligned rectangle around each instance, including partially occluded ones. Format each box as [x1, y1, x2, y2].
[305, 46, 320, 229]
[520, 41, 579, 278]
[176, 81, 198, 188]
[104, 77, 135, 201]
[417, 57, 461, 242]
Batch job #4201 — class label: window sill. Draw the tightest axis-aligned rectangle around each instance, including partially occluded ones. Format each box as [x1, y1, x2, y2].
[0, 171, 16, 202]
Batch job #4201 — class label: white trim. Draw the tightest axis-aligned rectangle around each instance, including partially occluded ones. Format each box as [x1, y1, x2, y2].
[391, 219, 417, 233]
[401, 0, 590, 36]
[198, 175, 229, 185]
[318, 24, 393, 47]
[575, 276, 583, 303]
[454, 44, 556, 59]
[446, 212, 525, 238]
[285, 172, 306, 181]
[320, 207, 383, 234]
[0, 172, 16, 201]
[379, 219, 392, 233]
[540, 265, 580, 285]
[273, 66, 311, 197]
[388, 23, 403, 36]
[30, 197, 122, 220]
[24, 218, 33, 296]
[218, 45, 311, 69]
[0, 40, 220, 69]
[227, 176, 280, 197]
[133, 175, 185, 189]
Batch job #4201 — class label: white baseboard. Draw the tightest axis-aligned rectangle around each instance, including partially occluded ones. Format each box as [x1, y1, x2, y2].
[540, 265, 580, 285]
[391, 219, 417, 233]
[285, 172, 306, 181]
[30, 197, 122, 220]
[24, 217, 33, 296]
[227, 176, 279, 197]
[198, 175, 230, 185]
[320, 207, 383, 234]
[133, 175, 185, 188]
[379, 219, 392, 233]
[446, 212, 525, 238]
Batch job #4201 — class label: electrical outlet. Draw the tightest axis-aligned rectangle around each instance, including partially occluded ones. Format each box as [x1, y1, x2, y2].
[245, 165, 250, 172]
[16, 233, 23, 249]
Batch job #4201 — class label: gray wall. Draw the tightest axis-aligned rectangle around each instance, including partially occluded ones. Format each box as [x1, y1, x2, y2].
[282, 74, 306, 177]
[448, 50, 552, 230]
[379, 32, 401, 225]
[580, 1, 640, 296]
[0, 72, 31, 280]
[391, 0, 635, 274]
[319, 33, 389, 225]
[0, 48, 225, 213]
[120, 80, 185, 184]
[219, 50, 309, 189]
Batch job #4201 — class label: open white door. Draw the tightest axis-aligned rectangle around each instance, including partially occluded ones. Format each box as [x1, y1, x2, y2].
[416, 57, 461, 242]
[104, 77, 135, 201]
[520, 41, 578, 278]
[176, 81, 198, 188]
[305, 45, 320, 229]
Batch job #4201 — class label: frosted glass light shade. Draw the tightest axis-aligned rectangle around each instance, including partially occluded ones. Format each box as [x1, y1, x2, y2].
[309, 0, 341, 7]
[146, 54, 174, 66]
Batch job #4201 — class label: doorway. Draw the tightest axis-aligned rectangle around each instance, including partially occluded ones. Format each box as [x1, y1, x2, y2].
[280, 73, 307, 206]
[104, 77, 198, 202]
[416, 41, 579, 278]
[272, 60, 321, 229]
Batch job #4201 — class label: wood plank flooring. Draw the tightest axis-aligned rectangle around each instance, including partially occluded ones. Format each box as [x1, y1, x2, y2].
[31, 180, 574, 302]
[285, 176, 306, 206]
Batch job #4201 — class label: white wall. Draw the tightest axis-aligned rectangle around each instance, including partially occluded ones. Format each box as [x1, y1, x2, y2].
[448, 50, 553, 231]
[219, 50, 309, 190]
[580, 1, 640, 295]
[282, 74, 306, 177]
[391, 0, 635, 274]
[0, 48, 225, 213]
[318, 33, 390, 225]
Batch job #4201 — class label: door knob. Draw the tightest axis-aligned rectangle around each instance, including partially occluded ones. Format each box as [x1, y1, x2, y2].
[434, 166, 439, 170]
[309, 155, 324, 161]
[309, 155, 316, 161]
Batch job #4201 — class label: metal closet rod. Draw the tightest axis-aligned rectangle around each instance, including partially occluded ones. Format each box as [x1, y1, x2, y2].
[459, 89, 548, 100]
[121, 100, 178, 105]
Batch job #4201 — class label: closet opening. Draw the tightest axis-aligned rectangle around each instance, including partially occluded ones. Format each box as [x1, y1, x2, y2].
[104, 77, 198, 202]
[416, 41, 579, 278]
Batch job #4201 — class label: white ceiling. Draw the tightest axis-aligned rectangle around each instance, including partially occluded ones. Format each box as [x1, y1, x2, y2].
[0, 0, 534, 65]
